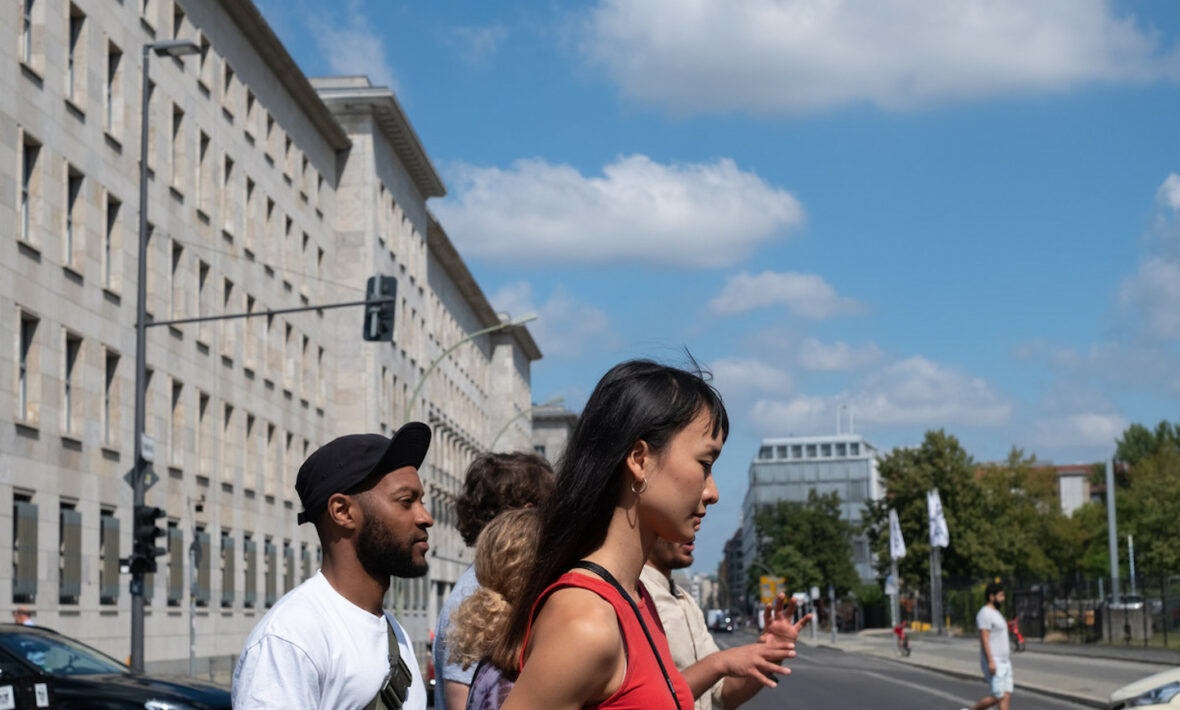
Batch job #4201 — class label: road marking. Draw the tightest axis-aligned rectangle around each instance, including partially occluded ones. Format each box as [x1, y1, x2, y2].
[856, 669, 975, 706]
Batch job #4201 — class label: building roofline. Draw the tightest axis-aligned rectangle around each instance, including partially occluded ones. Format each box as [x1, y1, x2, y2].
[425, 213, 542, 361]
[758, 434, 877, 446]
[219, 0, 350, 151]
[312, 79, 447, 199]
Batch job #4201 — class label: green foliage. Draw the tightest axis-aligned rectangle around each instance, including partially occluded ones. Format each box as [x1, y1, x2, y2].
[863, 430, 995, 586]
[856, 419, 1180, 593]
[1119, 445, 1180, 573]
[751, 490, 859, 597]
[854, 581, 886, 608]
[1116, 420, 1180, 467]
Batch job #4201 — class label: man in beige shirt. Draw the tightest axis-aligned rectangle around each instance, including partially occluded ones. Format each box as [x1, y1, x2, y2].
[642, 538, 810, 710]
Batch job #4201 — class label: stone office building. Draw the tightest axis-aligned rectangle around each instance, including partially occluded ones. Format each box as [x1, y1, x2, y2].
[1, 0, 539, 675]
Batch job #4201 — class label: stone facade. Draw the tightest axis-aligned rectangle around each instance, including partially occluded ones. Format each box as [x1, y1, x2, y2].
[529, 403, 577, 467]
[1, 0, 538, 676]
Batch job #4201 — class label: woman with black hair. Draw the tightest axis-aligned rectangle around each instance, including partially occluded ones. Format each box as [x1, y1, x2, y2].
[498, 359, 795, 710]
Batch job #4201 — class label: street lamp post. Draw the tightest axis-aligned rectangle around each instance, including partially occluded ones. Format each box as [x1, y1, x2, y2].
[132, 38, 200, 674]
[488, 397, 563, 451]
[402, 313, 536, 422]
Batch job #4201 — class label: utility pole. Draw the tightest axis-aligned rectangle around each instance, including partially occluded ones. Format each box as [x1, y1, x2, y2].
[829, 583, 837, 644]
[1106, 458, 1120, 604]
[930, 545, 943, 635]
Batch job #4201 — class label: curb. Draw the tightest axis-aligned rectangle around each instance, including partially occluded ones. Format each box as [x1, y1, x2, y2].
[801, 641, 1106, 709]
[1022, 644, 1180, 668]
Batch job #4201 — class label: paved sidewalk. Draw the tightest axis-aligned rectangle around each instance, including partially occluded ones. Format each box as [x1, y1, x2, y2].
[793, 629, 1173, 708]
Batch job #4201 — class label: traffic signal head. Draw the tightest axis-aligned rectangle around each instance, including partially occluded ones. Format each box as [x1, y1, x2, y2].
[132, 505, 167, 575]
[362, 275, 397, 342]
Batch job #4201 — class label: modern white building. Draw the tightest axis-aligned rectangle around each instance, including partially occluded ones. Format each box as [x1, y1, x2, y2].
[1, 0, 538, 677]
[740, 434, 882, 596]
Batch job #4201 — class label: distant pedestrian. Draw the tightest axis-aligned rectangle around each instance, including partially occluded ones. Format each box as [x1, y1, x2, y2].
[446, 508, 541, 710]
[966, 582, 1013, 710]
[11, 607, 33, 626]
[433, 452, 554, 710]
[232, 423, 434, 710]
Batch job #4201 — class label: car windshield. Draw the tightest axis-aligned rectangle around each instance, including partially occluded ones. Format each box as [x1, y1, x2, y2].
[0, 631, 127, 676]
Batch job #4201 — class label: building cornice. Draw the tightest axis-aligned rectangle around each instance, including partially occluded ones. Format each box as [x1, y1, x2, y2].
[218, 0, 351, 151]
[313, 80, 447, 200]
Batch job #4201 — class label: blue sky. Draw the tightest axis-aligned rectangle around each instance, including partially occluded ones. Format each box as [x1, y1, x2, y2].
[259, 0, 1180, 574]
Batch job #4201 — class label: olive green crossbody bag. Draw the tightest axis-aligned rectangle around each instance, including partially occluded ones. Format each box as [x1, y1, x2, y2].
[365, 622, 413, 710]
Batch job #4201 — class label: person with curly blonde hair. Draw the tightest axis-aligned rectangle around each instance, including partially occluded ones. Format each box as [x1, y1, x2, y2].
[434, 453, 553, 710]
[447, 508, 540, 710]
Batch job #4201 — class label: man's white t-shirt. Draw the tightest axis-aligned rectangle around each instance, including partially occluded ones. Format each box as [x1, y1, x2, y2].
[976, 604, 1010, 664]
[232, 570, 427, 710]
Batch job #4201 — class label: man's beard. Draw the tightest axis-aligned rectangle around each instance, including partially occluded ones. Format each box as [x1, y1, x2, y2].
[355, 505, 428, 579]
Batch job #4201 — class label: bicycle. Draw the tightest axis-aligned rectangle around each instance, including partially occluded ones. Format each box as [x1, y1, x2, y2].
[1008, 617, 1026, 652]
[893, 622, 911, 657]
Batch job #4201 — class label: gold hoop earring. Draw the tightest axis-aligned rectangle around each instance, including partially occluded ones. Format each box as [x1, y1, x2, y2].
[631, 478, 648, 495]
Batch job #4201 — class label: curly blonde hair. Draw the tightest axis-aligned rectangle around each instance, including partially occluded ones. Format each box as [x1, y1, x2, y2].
[448, 507, 539, 675]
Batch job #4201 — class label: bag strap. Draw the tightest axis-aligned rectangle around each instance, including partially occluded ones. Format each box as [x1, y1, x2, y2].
[571, 560, 680, 709]
[365, 618, 413, 710]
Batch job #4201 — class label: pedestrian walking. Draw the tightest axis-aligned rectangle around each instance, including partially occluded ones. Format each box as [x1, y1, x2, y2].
[642, 537, 807, 710]
[434, 453, 554, 710]
[499, 359, 727, 710]
[446, 508, 541, 710]
[966, 582, 1014, 710]
[232, 423, 434, 710]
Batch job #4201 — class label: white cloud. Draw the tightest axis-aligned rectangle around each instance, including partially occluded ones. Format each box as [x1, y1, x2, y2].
[709, 357, 794, 402]
[797, 338, 882, 371]
[434, 155, 804, 268]
[1158, 173, 1180, 213]
[314, 3, 398, 91]
[447, 24, 509, 66]
[708, 271, 864, 318]
[584, 0, 1180, 115]
[1121, 257, 1180, 341]
[747, 356, 1012, 435]
[489, 282, 612, 359]
[1029, 413, 1128, 450]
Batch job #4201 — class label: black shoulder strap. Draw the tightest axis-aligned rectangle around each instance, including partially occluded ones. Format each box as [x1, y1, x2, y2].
[571, 560, 680, 709]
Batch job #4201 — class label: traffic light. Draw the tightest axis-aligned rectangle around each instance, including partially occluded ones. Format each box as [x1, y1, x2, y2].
[362, 275, 397, 342]
[131, 505, 166, 575]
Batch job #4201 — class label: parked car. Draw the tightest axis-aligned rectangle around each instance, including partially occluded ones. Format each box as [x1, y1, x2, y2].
[1108, 667, 1180, 709]
[1108, 594, 1146, 610]
[0, 623, 230, 709]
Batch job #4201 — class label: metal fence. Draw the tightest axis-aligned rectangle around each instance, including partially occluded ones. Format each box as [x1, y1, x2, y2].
[884, 573, 1180, 649]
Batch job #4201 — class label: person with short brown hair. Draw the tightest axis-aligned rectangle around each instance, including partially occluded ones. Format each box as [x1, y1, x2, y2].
[11, 606, 33, 626]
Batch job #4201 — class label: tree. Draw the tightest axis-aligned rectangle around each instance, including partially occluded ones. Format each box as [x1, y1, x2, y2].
[1119, 445, 1180, 573]
[751, 490, 859, 597]
[1116, 420, 1179, 467]
[864, 430, 1002, 587]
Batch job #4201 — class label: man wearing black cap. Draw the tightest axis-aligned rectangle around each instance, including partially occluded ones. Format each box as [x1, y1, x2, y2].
[232, 423, 434, 710]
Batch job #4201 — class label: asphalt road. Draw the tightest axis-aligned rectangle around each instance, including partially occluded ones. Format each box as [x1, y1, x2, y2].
[714, 635, 1091, 710]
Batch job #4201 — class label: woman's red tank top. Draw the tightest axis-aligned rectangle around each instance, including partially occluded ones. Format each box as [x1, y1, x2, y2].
[520, 572, 694, 710]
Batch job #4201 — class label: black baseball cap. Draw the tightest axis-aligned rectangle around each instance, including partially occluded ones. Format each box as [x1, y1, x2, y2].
[295, 422, 432, 525]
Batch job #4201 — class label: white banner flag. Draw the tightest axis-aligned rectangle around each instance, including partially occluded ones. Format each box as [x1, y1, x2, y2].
[927, 489, 950, 548]
[888, 508, 906, 560]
